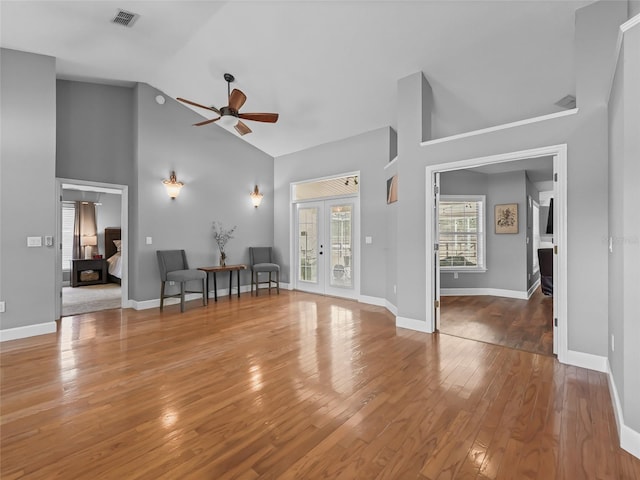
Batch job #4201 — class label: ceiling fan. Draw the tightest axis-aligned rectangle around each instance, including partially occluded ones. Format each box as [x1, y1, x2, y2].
[177, 73, 279, 136]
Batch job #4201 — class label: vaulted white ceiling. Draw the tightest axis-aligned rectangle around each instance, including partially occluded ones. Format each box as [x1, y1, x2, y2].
[0, 1, 591, 157]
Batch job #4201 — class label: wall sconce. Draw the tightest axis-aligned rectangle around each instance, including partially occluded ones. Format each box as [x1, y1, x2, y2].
[81, 235, 97, 259]
[250, 185, 263, 208]
[163, 171, 184, 199]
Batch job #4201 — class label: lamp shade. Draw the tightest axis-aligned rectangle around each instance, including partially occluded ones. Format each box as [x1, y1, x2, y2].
[81, 235, 97, 246]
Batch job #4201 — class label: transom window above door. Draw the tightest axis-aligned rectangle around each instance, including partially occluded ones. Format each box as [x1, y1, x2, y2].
[293, 175, 359, 202]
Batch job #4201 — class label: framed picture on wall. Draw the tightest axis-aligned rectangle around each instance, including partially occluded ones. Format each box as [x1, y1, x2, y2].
[387, 175, 398, 204]
[495, 203, 518, 234]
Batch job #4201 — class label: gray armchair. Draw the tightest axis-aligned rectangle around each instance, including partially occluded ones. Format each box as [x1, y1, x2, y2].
[157, 250, 207, 312]
[249, 247, 280, 296]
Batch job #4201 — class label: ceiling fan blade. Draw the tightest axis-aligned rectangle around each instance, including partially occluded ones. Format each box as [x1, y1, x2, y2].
[234, 120, 252, 136]
[193, 117, 220, 127]
[228, 89, 247, 111]
[238, 112, 279, 123]
[177, 97, 221, 115]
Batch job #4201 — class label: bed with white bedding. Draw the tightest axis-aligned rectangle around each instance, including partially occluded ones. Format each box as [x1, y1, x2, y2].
[105, 227, 122, 284]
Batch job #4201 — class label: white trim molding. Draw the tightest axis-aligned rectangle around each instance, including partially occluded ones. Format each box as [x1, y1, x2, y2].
[421, 109, 578, 147]
[359, 295, 386, 307]
[129, 284, 292, 310]
[0, 322, 57, 342]
[564, 350, 608, 373]
[426, 144, 569, 363]
[396, 316, 431, 333]
[440, 288, 529, 300]
[527, 278, 541, 299]
[607, 360, 640, 459]
[359, 295, 398, 317]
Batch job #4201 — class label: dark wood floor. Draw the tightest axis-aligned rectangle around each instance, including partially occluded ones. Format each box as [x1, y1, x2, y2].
[440, 288, 554, 356]
[1, 291, 639, 479]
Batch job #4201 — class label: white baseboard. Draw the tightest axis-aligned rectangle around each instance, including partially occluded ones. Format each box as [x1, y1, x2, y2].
[396, 316, 432, 333]
[607, 360, 640, 459]
[359, 295, 386, 307]
[386, 300, 398, 316]
[527, 278, 541, 299]
[358, 295, 398, 317]
[440, 287, 529, 300]
[0, 322, 57, 342]
[128, 283, 288, 311]
[564, 349, 608, 372]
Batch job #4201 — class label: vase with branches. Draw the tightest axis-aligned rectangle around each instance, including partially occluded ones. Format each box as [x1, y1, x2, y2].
[212, 222, 236, 266]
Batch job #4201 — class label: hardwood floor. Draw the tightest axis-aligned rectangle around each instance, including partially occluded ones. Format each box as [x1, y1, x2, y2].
[440, 288, 554, 356]
[1, 291, 638, 479]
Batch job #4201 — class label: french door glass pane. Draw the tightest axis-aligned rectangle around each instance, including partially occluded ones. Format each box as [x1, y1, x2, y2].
[329, 204, 352, 288]
[298, 207, 318, 282]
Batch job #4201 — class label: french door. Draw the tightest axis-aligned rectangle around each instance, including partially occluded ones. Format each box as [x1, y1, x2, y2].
[295, 197, 359, 299]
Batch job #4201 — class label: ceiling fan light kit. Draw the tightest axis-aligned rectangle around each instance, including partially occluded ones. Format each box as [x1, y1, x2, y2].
[177, 73, 279, 136]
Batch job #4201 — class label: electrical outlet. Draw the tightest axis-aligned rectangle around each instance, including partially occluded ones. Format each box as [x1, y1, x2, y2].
[454, 272, 459, 279]
[611, 334, 615, 352]
[169, 281, 175, 286]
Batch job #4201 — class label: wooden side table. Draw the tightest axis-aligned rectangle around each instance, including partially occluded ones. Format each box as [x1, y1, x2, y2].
[71, 258, 108, 287]
[198, 264, 247, 301]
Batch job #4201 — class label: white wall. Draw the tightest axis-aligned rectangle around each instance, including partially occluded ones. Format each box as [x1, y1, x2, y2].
[0, 49, 57, 334]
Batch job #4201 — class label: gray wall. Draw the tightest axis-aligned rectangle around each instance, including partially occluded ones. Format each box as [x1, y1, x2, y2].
[132, 83, 274, 301]
[440, 170, 529, 293]
[56, 80, 135, 186]
[608, 21, 640, 434]
[55, 80, 273, 302]
[274, 127, 394, 299]
[0, 49, 57, 331]
[395, 1, 627, 356]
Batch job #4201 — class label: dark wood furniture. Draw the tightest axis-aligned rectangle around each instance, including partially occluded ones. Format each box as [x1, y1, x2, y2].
[198, 264, 247, 301]
[104, 227, 121, 284]
[71, 258, 107, 287]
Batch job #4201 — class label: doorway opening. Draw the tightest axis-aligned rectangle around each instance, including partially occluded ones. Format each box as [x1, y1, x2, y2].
[426, 145, 567, 361]
[291, 173, 360, 300]
[56, 179, 129, 318]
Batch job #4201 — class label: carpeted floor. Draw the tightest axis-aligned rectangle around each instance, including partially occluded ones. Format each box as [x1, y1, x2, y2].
[62, 283, 122, 317]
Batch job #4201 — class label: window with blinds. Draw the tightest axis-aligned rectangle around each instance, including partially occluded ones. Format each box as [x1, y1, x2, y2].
[62, 202, 75, 271]
[438, 195, 486, 271]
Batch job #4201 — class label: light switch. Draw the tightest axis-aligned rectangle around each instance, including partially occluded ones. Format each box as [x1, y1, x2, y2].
[0, 301, 5, 313]
[365, 236, 373, 244]
[27, 236, 42, 247]
[146, 237, 153, 245]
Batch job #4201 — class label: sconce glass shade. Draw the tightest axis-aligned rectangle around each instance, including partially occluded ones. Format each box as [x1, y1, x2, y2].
[250, 185, 263, 208]
[163, 171, 184, 199]
[219, 114, 239, 129]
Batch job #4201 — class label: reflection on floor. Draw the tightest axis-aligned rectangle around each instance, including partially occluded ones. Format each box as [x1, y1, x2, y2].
[62, 283, 121, 317]
[440, 287, 553, 356]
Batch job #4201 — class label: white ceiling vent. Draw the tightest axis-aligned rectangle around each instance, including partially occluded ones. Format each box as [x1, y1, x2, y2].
[111, 9, 139, 27]
[554, 94, 576, 109]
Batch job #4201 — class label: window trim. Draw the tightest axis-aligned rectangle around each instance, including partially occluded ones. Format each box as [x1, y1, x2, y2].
[438, 194, 487, 273]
